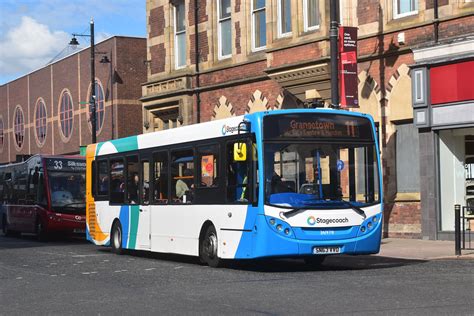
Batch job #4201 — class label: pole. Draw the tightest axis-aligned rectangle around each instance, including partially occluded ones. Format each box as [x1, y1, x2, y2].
[330, 0, 339, 109]
[110, 51, 115, 139]
[90, 18, 97, 144]
[194, 0, 201, 123]
[454, 204, 461, 256]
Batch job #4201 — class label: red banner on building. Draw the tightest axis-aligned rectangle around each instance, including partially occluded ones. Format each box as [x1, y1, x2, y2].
[339, 26, 359, 108]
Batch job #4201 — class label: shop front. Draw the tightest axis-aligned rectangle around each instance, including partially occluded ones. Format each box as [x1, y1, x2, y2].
[411, 39, 474, 240]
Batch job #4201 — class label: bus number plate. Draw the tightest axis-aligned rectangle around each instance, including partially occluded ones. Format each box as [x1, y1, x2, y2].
[313, 246, 341, 254]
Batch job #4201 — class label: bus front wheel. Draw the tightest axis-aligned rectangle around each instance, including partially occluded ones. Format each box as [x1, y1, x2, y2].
[36, 217, 47, 241]
[199, 225, 223, 268]
[2, 216, 12, 237]
[111, 222, 124, 255]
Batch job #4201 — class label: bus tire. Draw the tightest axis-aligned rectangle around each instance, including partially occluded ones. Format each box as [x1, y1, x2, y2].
[304, 256, 326, 266]
[36, 217, 48, 241]
[199, 225, 223, 268]
[111, 221, 124, 255]
[2, 215, 12, 237]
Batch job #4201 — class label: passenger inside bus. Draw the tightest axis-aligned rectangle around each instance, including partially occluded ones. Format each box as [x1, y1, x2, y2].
[128, 172, 139, 204]
[175, 168, 193, 202]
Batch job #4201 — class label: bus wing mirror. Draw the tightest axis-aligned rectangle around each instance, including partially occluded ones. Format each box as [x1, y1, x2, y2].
[234, 143, 247, 161]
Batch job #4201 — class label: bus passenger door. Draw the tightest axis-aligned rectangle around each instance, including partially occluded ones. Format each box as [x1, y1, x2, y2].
[137, 157, 151, 249]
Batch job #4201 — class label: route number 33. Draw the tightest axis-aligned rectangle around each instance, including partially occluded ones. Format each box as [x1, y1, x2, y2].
[53, 160, 63, 170]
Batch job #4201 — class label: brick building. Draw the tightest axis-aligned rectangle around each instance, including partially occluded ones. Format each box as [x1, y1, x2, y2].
[0, 36, 147, 164]
[141, 0, 474, 239]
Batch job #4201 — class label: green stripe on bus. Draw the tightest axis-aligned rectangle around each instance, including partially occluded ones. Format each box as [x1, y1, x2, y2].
[128, 205, 140, 249]
[110, 136, 139, 153]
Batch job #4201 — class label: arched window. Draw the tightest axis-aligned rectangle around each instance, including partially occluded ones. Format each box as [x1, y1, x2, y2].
[89, 80, 105, 132]
[0, 117, 4, 150]
[14, 106, 25, 148]
[59, 91, 74, 139]
[35, 99, 47, 145]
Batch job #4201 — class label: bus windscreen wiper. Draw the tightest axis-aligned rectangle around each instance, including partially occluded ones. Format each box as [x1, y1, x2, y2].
[338, 199, 366, 219]
[281, 207, 304, 218]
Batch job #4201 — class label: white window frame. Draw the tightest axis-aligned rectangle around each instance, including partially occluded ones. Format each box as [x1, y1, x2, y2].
[303, 0, 320, 32]
[277, 0, 292, 38]
[217, 0, 232, 60]
[393, 0, 418, 19]
[251, 0, 266, 51]
[174, 1, 186, 69]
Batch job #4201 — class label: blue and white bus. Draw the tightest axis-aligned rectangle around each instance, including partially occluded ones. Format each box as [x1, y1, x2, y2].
[86, 109, 382, 267]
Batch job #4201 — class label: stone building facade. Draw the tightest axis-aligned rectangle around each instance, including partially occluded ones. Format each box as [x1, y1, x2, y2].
[0, 36, 147, 164]
[141, 0, 474, 239]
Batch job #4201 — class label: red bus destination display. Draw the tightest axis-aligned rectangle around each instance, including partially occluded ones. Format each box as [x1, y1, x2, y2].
[263, 114, 373, 141]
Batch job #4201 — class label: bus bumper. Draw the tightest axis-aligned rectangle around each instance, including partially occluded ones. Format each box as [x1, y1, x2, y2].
[234, 214, 382, 259]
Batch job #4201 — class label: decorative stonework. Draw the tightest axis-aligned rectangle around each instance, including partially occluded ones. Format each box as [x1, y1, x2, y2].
[212, 96, 235, 120]
[386, 64, 413, 122]
[275, 93, 284, 109]
[246, 90, 269, 113]
[145, 76, 189, 97]
[355, 70, 382, 122]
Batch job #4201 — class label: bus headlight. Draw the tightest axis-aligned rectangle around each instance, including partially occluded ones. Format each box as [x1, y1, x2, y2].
[360, 226, 366, 233]
[367, 221, 373, 229]
[269, 218, 276, 226]
[266, 216, 295, 238]
[373, 216, 378, 222]
[276, 224, 283, 232]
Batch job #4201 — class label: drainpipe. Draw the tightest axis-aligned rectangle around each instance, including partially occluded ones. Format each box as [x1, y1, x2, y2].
[434, 0, 439, 43]
[194, 0, 201, 123]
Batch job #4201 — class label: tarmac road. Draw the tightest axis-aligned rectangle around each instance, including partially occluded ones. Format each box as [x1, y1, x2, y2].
[0, 234, 473, 315]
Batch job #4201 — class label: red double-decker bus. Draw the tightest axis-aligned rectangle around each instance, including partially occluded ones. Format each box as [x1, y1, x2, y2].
[0, 155, 86, 240]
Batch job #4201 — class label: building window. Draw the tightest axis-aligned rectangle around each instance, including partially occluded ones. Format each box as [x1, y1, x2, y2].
[151, 106, 182, 131]
[303, 0, 319, 31]
[277, 0, 292, 37]
[174, 0, 186, 68]
[394, 0, 418, 18]
[14, 106, 25, 149]
[251, 0, 266, 51]
[89, 81, 105, 133]
[0, 117, 4, 150]
[35, 99, 47, 145]
[59, 90, 74, 139]
[217, 0, 232, 59]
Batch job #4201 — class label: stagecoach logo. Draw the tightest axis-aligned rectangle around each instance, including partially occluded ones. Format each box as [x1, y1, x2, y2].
[221, 124, 239, 135]
[75, 215, 82, 221]
[307, 216, 349, 226]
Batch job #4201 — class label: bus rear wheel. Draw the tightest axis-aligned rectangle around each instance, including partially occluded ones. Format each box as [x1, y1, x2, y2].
[111, 222, 124, 255]
[199, 225, 223, 268]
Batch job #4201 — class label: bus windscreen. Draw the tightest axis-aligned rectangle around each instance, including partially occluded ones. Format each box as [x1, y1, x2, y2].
[263, 114, 374, 141]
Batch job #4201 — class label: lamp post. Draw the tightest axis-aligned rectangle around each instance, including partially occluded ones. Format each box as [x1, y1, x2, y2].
[70, 18, 97, 144]
[330, 0, 339, 109]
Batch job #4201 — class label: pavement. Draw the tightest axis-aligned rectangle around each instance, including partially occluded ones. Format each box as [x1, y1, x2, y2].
[378, 237, 474, 260]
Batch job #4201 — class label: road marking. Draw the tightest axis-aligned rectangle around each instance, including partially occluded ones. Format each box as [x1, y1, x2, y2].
[50, 275, 58, 277]
[174, 266, 183, 270]
[60, 274, 66, 276]
[16, 277, 23, 280]
[82, 272, 90, 275]
[90, 271, 98, 274]
[145, 268, 156, 271]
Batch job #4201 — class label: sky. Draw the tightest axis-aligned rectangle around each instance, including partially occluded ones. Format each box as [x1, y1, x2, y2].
[0, 0, 146, 85]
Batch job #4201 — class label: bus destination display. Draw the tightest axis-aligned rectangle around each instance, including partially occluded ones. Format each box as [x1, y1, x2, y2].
[263, 114, 373, 141]
[46, 158, 86, 172]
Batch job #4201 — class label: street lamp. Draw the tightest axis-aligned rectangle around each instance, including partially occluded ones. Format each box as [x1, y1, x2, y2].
[99, 54, 115, 140]
[70, 18, 97, 144]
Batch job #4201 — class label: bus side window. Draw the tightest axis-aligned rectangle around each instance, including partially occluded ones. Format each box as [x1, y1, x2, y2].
[126, 155, 139, 204]
[171, 149, 194, 204]
[226, 141, 249, 203]
[153, 152, 169, 204]
[97, 160, 109, 197]
[141, 160, 150, 205]
[109, 158, 125, 204]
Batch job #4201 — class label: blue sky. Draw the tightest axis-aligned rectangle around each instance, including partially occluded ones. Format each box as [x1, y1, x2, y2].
[0, 0, 146, 85]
